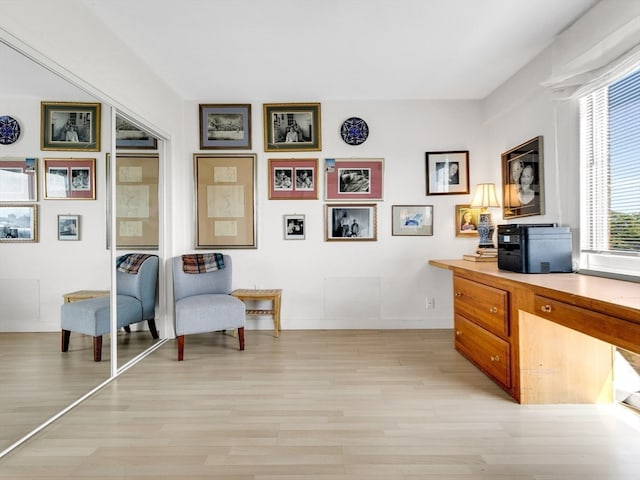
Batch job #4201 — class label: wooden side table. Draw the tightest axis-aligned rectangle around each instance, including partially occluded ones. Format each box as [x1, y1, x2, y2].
[63, 290, 109, 303]
[231, 289, 282, 337]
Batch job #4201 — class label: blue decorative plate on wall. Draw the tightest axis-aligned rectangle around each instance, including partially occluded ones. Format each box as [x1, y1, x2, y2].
[0, 115, 21, 145]
[340, 117, 369, 145]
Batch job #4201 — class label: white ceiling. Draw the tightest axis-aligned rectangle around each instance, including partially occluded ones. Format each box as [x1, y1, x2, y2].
[2, 0, 599, 102]
[80, 0, 599, 101]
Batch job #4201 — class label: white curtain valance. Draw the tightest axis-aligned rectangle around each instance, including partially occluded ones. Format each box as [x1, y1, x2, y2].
[542, 2, 640, 98]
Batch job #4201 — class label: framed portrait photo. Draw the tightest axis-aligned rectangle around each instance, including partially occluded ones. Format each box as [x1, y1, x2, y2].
[392, 205, 433, 236]
[263, 102, 321, 152]
[502, 136, 544, 219]
[41, 101, 101, 151]
[199, 104, 252, 150]
[58, 214, 80, 241]
[44, 158, 96, 200]
[115, 115, 157, 149]
[268, 158, 318, 200]
[455, 204, 480, 237]
[0, 204, 38, 243]
[284, 214, 305, 240]
[194, 153, 257, 249]
[0, 157, 38, 201]
[425, 150, 469, 195]
[324, 158, 384, 201]
[325, 203, 377, 241]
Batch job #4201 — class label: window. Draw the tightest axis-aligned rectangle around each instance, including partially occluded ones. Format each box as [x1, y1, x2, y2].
[579, 66, 640, 280]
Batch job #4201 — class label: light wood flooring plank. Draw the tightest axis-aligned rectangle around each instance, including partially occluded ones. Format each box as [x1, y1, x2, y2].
[1, 329, 640, 479]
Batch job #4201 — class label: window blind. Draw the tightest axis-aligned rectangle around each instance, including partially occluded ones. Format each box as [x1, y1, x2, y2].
[580, 66, 640, 279]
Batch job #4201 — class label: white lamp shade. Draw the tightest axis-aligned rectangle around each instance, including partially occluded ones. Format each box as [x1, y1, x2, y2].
[470, 183, 500, 209]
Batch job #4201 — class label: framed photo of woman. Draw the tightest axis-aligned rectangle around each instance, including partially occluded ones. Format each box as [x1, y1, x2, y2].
[501, 136, 544, 219]
[455, 204, 479, 237]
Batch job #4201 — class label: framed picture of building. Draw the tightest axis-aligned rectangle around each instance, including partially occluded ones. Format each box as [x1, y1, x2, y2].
[199, 104, 252, 150]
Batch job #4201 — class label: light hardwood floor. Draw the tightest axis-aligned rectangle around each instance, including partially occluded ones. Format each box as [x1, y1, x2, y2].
[2, 329, 640, 479]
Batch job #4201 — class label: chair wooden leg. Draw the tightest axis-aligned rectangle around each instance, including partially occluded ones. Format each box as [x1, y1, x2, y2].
[147, 319, 159, 339]
[61, 329, 70, 352]
[238, 327, 245, 351]
[177, 335, 185, 361]
[93, 336, 102, 362]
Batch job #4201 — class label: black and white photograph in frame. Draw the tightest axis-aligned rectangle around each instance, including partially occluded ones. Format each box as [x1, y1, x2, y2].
[501, 136, 544, 219]
[325, 203, 377, 241]
[295, 168, 314, 191]
[58, 214, 80, 241]
[71, 167, 91, 191]
[273, 167, 293, 191]
[284, 214, 305, 240]
[339, 168, 371, 194]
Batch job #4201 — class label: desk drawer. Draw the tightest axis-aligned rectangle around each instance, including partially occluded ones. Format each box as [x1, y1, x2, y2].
[533, 295, 640, 355]
[454, 276, 509, 337]
[455, 314, 511, 389]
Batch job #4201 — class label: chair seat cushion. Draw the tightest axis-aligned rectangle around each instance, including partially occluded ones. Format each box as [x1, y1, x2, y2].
[61, 295, 142, 337]
[175, 294, 245, 336]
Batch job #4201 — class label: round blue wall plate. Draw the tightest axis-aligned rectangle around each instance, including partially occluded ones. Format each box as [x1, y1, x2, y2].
[340, 117, 369, 145]
[0, 115, 21, 145]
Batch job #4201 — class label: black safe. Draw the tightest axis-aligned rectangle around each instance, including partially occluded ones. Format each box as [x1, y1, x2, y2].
[497, 224, 573, 273]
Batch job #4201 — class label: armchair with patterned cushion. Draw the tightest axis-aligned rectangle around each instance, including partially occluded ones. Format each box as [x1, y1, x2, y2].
[172, 254, 245, 361]
[60, 254, 159, 361]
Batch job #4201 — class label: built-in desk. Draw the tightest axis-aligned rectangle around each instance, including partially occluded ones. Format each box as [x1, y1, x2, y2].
[429, 259, 640, 404]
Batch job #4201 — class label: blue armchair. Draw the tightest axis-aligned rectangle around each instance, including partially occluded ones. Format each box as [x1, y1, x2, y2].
[172, 254, 245, 361]
[61, 254, 159, 361]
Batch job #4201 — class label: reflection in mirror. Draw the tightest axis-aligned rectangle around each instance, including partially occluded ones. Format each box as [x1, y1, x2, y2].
[113, 115, 162, 370]
[0, 41, 111, 453]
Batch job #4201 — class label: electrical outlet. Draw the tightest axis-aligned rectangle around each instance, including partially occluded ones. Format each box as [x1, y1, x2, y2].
[426, 298, 435, 309]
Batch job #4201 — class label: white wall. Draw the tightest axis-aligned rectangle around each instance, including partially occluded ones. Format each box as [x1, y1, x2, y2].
[0, 93, 112, 331]
[1, 0, 637, 334]
[178, 99, 487, 331]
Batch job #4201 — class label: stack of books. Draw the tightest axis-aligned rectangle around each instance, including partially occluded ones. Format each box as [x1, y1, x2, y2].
[463, 248, 498, 262]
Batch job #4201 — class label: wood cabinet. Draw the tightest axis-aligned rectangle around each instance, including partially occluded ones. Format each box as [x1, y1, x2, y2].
[453, 275, 513, 393]
[431, 259, 640, 404]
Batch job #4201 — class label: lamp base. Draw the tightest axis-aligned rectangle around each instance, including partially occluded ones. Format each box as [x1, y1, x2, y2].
[477, 212, 495, 249]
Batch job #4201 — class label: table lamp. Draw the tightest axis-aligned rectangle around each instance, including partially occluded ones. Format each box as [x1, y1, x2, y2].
[470, 183, 500, 249]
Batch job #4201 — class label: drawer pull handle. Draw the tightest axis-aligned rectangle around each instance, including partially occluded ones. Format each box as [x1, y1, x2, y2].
[455, 291, 462, 297]
[490, 355, 500, 362]
[455, 330, 462, 336]
[489, 306, 498, 314]
[540, 304, 552, 313]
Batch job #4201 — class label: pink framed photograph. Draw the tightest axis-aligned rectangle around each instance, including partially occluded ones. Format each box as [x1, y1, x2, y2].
[44, 158, 96, 200]
[268, 158, 318, 200]
[324, 158, 384, 201]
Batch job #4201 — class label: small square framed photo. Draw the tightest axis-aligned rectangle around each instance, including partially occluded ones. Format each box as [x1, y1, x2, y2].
[392, 205, 433, 236]
[284, 214, 305, 240]
[58, 214, 80, 241]
[425, 150, 469, 195]
[455, 204, 480, 237]
[199, 104, 252, 150]
[41, 101, 101, 151]
[44, 158, 96, 200]
[325, 203, 377, 241]
[0, 204, 38, 242]
[269, 158, 318, 199]
[115, 115, 157, 149]
[263, 102, 321, 152]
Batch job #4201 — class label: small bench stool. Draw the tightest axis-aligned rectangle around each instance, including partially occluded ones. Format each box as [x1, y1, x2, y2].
[231, 289, 282, 337]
